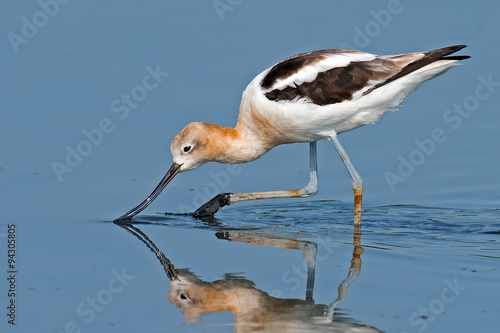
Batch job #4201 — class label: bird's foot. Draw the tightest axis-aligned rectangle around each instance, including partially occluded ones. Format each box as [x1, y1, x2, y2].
[193, 193, 232, 218]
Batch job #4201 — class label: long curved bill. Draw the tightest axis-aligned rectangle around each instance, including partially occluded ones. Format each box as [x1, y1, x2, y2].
[116, 162, 182, 220]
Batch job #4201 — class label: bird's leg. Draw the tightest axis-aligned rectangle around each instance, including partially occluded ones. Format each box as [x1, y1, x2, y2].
[193, 142, 318, 218]
[328, 135, 362, 225]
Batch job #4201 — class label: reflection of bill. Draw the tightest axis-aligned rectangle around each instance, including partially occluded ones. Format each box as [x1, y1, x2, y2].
[115, 221, 379, 332]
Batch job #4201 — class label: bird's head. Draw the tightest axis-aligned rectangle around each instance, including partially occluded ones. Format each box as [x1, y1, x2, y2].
[171, 122, 217, 172]
[115, 122, 222, 220]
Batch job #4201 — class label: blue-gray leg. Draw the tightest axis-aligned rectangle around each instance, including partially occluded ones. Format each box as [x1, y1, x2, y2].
[193, 142, 319, 217]
[329, 135, 362, 225]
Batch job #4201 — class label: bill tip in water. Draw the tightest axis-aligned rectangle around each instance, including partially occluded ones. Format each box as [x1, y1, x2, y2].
[114, 162, 182, 221]
[114, 214, 132, 222]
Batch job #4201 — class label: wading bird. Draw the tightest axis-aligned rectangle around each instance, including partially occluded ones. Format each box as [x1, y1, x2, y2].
[117, 45, 469, 223]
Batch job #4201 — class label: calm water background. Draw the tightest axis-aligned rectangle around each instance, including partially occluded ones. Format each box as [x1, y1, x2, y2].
[1, 0, 499, 332]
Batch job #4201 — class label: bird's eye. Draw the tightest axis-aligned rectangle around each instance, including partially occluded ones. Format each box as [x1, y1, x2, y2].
[180, 293, 188, 300]
[183, 146, 192, 153]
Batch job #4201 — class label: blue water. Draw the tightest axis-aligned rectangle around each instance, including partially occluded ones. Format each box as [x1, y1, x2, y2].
[1, 0, 499, 332]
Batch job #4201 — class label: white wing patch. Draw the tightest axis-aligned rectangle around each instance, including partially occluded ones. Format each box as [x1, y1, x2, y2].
[269, 52, 376, 92]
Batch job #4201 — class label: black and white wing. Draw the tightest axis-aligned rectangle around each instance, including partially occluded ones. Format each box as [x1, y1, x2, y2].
[260, 45, 469, 106]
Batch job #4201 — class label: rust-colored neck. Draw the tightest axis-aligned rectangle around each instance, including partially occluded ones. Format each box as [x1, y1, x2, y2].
[205, 123, 271, 164]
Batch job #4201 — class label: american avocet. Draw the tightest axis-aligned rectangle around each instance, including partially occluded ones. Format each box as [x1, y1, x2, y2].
[117, 45, 469, 223]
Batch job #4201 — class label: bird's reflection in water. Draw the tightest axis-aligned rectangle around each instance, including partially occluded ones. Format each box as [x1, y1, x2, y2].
[115, 221, 380, 332]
